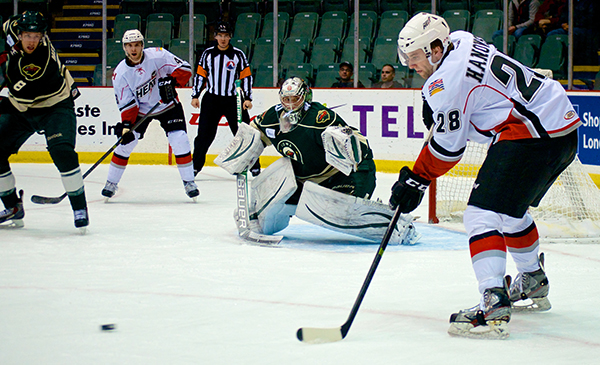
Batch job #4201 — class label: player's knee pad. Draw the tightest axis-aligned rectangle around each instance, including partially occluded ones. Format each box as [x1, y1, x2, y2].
[295, 182, 419, 245]
[113, 133, 140, 158]
[167, 130, 191, 155]
[464, 205, 505, 238]
[249, 157, 297, 234]
[47, 142, 79, 172]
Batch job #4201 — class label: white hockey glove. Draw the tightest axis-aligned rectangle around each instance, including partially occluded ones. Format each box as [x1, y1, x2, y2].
[322, 126, 363, 176]
[215, 123, 265, 174]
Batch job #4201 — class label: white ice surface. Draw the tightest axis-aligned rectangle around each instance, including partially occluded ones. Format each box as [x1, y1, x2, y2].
[1, 163, 599, 364]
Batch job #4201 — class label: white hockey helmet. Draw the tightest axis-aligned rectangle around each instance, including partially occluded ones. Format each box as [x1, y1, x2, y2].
[122, 29, 144, 49]
[397, 13, 450, 67]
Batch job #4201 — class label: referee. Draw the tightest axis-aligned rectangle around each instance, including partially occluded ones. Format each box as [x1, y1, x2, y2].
[191, 21, 260, 177]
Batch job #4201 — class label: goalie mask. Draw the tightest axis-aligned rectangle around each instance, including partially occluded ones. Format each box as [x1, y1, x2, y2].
[278, 77, 312, 133]
[397, 13, 450, 68]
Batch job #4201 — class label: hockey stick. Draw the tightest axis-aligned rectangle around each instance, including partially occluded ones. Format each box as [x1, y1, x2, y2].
[31, 101, 162, 204]
[297, 206, 403, 343]
[233, 80, 283, 245]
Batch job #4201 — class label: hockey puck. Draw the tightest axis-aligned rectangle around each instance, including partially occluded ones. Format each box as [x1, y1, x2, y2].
[101, 324, 116, 331]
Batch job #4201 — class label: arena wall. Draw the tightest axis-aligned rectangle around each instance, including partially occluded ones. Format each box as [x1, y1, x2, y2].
[9, 88, 600, 184]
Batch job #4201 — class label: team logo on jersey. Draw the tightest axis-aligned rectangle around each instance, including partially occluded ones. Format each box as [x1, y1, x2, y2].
[428, 78, 445, 96]
[277, 140, 303, 163]
[316, 110, 330, 124]
[564, 110, 576, 120]
[135, 70, 157, 99]
[226, 60, 235, 71]
[21, 63, 41, 77]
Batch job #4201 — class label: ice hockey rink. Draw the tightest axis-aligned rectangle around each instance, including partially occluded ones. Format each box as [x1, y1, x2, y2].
[1, 163, 599, 364]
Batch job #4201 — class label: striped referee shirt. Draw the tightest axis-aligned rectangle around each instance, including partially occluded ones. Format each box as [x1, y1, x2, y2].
[191, 45, 253, 101]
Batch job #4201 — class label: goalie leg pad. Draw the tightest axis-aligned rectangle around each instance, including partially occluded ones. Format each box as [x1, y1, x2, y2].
[296, 182, 419, 245]
[214, 123, 264, 174]
[249, 157, 298, 234]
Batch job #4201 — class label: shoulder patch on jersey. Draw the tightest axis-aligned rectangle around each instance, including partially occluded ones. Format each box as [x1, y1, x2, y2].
[428, 78, 445, 96]
[316, 110, 331, 124]
[564, 110, 577, 120]
[22, 63, 41, 77]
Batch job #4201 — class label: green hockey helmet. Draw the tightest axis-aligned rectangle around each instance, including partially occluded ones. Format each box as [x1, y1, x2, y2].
[16, 11, 47, 34]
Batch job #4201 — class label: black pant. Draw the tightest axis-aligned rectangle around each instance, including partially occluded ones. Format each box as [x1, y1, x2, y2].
[469, 131, 578, 218]
[192, 92, 259, 172]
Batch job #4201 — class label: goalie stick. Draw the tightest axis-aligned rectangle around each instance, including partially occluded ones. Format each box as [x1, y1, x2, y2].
[296, 206, 405, 344]
[31, 101, 162, 205]
[233, 80, 283, 245]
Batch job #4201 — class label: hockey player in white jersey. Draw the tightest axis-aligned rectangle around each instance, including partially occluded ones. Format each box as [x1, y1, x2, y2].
[389, 13, 581, 339]
[101, 29, 199, 200]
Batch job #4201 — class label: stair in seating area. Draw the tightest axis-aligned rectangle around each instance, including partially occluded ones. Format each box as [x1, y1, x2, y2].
[52, 0, 120, 86]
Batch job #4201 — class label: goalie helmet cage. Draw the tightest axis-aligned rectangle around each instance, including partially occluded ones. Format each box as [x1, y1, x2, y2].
[428, 141, 600, 243]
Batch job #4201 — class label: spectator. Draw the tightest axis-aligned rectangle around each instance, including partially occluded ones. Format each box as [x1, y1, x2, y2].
[371, 64, 404, 88]
[492, 0, 540, 41]
[545, 0, 599, 65]
[331, 61, 365, 88]
[534, 0, 567, 36]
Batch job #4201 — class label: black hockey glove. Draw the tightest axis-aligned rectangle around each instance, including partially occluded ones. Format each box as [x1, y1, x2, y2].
[389, 166, 431, 213]
[158, 76, 178, 104]
[116, 121, 135, 145]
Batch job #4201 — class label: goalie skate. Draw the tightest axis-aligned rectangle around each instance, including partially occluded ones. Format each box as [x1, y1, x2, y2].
[448, 283, 511, 340]
[0, 189, 24, 229]
[509, 253, 551, 312]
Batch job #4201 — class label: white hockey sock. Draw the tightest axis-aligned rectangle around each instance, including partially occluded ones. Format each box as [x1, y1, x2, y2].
[168, 130, 194, 182]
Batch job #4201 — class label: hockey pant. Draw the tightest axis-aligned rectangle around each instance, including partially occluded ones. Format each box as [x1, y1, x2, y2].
[0, 99, 86, 211]
[107, 130, 194, 184]
[464, 205, 541, 294]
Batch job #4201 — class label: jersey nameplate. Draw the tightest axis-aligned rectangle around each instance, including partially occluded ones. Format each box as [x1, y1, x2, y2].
[465, 36, 491, 83]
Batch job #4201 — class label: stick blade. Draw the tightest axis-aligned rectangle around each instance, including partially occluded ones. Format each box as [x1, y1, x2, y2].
[296, 327, 344, 344]
[31, 195, 65, 205]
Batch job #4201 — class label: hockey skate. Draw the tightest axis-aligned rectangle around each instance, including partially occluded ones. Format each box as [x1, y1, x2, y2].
[184, 181, 200, 201]
[509, 253, 551, 312]
[74, 208, 89, 233]
[448, 279, 512, 340]
[101, 181, 118, 201]
[0, 190, 25, 228]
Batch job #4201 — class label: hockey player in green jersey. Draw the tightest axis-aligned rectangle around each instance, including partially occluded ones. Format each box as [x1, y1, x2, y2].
[215, 77, 419, 245]
[0, 11, 89, 230]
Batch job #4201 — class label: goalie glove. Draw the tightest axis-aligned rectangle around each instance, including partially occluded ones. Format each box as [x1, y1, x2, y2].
[158, 75, 178, 104]
[322, 126, 363, 176]
[389, 166, 430, 213]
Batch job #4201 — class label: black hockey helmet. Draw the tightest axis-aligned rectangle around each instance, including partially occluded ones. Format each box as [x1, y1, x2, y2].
[215, 21, 232, 35]
[16, 11, 47, 34]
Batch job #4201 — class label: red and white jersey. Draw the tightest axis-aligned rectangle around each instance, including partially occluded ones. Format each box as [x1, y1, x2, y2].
[112, 47, 192, 123]
[414, 31, 581, 181]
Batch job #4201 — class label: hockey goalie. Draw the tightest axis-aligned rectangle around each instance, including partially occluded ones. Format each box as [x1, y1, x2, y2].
[215, 77, 420, 245]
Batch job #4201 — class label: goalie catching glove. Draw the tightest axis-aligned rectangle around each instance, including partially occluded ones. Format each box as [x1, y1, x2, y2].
[389, 166, 430, 213]
[158, 75, 178, 104]
[321, 126, 363, 176]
